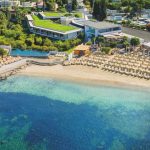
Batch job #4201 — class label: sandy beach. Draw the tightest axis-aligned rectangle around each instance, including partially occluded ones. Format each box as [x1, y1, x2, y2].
[18, 64, 150, 89]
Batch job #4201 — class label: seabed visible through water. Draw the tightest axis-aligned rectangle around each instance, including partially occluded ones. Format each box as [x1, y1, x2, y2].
[0, 75, 150, 150]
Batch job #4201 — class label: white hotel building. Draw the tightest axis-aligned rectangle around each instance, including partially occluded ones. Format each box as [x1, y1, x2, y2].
[26, 13, 122, 41]
[26, 15, 82, 40]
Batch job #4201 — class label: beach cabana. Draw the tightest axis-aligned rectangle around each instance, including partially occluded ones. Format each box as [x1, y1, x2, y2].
[74, 45, 91, 57]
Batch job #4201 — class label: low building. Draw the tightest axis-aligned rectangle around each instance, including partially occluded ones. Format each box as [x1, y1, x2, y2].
[104, 33, 144, 44]
[21, 2, 32, 7]
[107, 9, 118, 16]
[142, 9, 150, 19]
[0, 0, 20, 8]
[84, 21, 122, 39]
[107, 15, 123, 21]
[104, 33, 126, 42]
[26, 13, 123, 41]
[74, 44, 91, 56]
[26, 14, 82, 40]
[61, 17, 74, 25]
[106, 9, 127, 22]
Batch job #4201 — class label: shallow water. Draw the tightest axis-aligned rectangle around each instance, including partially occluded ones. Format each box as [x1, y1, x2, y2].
[0, 75, 150, 150]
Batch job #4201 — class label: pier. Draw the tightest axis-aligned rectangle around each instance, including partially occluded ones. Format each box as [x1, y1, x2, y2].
[0, 59, 28, 81]
[0, 57, 64, 81]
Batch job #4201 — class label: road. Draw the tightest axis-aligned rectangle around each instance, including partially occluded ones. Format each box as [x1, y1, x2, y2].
[122, 27, 150, 42]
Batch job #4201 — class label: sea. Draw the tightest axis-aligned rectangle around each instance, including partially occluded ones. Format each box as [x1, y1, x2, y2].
[0, 75, 150, 150]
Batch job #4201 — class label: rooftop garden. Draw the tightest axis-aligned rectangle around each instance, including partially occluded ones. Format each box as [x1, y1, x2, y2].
[43, 11, 83, 18]
[43, 12, 65, 17]
[32, 15, 77, 32]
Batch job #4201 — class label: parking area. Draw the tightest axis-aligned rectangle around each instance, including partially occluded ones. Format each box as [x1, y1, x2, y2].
[122, 27, 150, 42]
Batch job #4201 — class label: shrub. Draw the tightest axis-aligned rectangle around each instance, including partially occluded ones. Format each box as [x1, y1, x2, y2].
[101, 47, 111, 54]
[109, 41, 117, 48]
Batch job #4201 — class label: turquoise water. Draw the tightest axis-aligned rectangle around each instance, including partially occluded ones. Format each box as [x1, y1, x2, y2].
[10, 49, 49, 57]
[0, 75, 150, 150]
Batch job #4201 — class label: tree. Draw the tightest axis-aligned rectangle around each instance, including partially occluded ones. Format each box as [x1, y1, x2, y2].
[0, 13, 8, 29]
[146, 24, 150, 32]
[43, 38, 52, 46]
[35, 37, 43, 45]
[46, 0, 55, 11]
[26, 38, 34, 46]
[0, 48, 7, 58]
[130, 37, 140, 46]
[93, 0, 107, 21]
[72, 0, 78, 10]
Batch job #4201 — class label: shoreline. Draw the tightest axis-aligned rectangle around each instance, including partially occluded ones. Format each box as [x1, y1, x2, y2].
[17, 64, 150, 91]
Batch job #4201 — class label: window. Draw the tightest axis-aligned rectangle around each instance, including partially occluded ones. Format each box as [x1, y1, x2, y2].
[113, 27, 121, 31]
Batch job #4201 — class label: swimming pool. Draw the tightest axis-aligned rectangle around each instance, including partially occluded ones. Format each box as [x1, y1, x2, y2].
[10, 49, 49, 57]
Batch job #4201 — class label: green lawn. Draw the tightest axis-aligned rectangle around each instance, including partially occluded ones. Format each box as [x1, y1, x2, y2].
[32, 15, 77, 32]
[44, 12, 65, 17]
[44, 11, 83, 18]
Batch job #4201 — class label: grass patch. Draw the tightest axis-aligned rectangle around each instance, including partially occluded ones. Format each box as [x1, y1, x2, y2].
[32, 15, 77, 32]
[44, 11, 83, 18]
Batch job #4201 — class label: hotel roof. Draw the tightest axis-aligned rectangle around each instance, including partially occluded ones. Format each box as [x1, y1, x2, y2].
[84, 21, 120, 29]
[26, 15, 82, 34]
